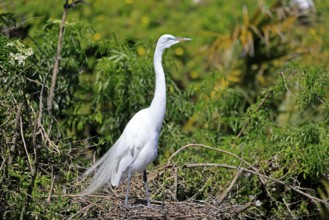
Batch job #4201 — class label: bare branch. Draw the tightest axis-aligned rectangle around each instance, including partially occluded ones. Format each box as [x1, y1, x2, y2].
[168, 143, 257, 173]
[184, 162, 328, 205]
[47, 167, 55, 203]
[47, 0, 87, 111]
[20, 116, 33, 173]
[1, 16, 44, 33]
[280, 71, 292, 94]
[217, 168, 243, 206]
[47, 0, 69, 111]
[283, 198, 297, 219]
[173, 167, 178, 201]
[8, 103, 23, 168]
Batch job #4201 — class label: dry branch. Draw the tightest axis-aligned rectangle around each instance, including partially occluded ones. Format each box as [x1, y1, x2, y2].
[19, 127, 38, 220]
[47, 167, 55, 203]
[173, 167, 178, 201]
[217, 168, 243, 206]
[47, 0, 86, 111]
[47, 2, 68, 111]
[20, 116, 33, 173]
[184, 162, 328, 205]
[7, 103, 22, 168]
[168, 143, 254, 169]
[283, 198, 297, 219]
[168, 143, 263, 182]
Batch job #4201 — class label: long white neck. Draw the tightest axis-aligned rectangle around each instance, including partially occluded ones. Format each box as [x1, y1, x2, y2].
[149, 46, 166, 132]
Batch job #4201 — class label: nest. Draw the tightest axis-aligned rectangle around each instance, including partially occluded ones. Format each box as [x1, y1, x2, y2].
[65, 144, 327, 219]
[70, 163, 254, 219]
[70, 193, 251, 220]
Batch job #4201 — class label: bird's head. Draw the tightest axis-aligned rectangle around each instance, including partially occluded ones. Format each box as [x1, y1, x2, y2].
[157, 34, 191, 50]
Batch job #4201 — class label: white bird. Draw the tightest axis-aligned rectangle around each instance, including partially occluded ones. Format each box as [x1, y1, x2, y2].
[81, 34, 191, 207]
[290, 0, 314, 11]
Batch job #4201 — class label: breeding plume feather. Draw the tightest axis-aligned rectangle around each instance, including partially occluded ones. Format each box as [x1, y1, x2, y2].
[80, 34, 191, 207]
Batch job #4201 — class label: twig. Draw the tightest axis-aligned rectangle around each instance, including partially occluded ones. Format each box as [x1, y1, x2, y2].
[28, 101, 59, 152]
[68, 203, 94, 220]
[38, 67, 52, 126]
[20, 91, 41, 220]
[233, 201, 253, 215]
[184, 163, 328, 205]
[38, 118, 60, 152]
[217, 169, 243, 206]
[168, 144, 257, 174]
[1, 16, 44, 33]
[280, 72, 292, 94]
[170, 143, 267, 194]
[19, 122, 38, 220]
[283, 198, 297, 219]
[0, 147, 6, 182]
[8, 103, 23, 168]
[47, 167, 55, 203]
[189, 174, 212, 201]
[20, 117, 33, 173]
[173, 167, 178, 201]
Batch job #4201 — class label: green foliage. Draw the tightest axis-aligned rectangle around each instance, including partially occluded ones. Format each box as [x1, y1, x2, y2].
[270, 124, 329, 179]
[0, 20, 93, 218]
[296, 66, 329, 111]
[1, 0, 329, 219]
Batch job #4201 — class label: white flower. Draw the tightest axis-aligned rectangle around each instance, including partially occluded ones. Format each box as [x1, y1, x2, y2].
[24, 48, 34, 56]
[6, 42, 15, 47]
[6, 40, 34, 66]
[255, 200, 262, 207]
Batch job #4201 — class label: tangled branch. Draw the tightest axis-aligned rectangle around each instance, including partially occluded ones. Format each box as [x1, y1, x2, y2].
[170, 143, 328, 206]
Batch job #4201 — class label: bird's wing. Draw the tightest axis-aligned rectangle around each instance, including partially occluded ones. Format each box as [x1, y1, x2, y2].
[81, 108, 151, 195]
[111, 109, 151, 185]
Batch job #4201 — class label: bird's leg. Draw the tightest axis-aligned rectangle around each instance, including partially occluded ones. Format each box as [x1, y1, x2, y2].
[143, 170, 151, 207]
[125, 171, 131, 207]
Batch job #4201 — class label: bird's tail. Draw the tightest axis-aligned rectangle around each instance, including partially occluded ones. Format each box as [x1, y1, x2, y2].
[79, 138, 122, 196]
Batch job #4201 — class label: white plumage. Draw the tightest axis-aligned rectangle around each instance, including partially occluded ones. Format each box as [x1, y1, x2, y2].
[290, 0, 314, 11]
[81, 34, 191, 207]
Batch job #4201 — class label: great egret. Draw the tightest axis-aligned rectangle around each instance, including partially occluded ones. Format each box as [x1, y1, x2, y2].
[81, 34, 191, 207]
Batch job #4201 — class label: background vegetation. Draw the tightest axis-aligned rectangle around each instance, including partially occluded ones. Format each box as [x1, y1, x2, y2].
[1, 0, 329, 219]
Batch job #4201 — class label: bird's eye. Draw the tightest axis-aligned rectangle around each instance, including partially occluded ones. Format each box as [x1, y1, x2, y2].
[167, 37, 175, 41]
